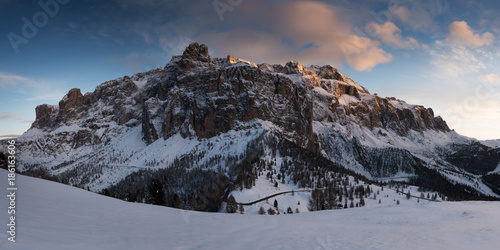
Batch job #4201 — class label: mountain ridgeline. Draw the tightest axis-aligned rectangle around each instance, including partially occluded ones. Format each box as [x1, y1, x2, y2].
[7, 42, 500, 211]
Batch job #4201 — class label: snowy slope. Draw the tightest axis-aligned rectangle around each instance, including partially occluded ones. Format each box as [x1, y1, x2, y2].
[1, 170, 500, 250]
[483, 139, 500, 148]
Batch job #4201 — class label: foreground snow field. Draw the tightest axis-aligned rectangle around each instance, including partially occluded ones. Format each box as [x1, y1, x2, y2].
[1, 169, 499, 250]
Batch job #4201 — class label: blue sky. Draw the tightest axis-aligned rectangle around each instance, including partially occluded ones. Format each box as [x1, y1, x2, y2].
[1, 0, 499, 140]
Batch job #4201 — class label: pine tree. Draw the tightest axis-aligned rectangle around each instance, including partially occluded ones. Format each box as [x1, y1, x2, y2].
[226, 195, 237, 213]
[259, 206, 266, 215]
[146, 178, 166, 206]
[396, 199, 400, 205]
[103, 189, 110, 197]
[174, 194, 184, 209]
[406, 191, 411, 200]
[274, 199, 278, 208]
[308, 188, 325, 211]
[268, 207, 276, 215]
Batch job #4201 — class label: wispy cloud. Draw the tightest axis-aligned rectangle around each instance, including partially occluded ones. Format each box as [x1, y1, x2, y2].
[25, 94, 65, 102]
[481, 73, 500, 83]
[108, 52, 166, 73]
[0, 134, 21, 139]
[0, 112, 33, 124]
[0, 72, 66, 102]
[391, 1, 445, 33]
[0, 72, 38, 89]
[0, 112, 16, 120]
[428, 40, 487, 81]
[427, 19, 498, 82]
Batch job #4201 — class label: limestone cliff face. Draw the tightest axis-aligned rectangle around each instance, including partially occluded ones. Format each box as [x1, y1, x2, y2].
[30, 42, 449, 150]
[145, 44, 314, 149]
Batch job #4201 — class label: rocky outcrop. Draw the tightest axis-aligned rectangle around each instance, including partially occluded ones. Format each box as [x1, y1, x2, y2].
[32, 104, 59, 130]
[152, 56, 315, 148]
[58, 88, 86, 122]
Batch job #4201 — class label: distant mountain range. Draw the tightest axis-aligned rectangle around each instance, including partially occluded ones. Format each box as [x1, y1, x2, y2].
[482, 139, 500, 149]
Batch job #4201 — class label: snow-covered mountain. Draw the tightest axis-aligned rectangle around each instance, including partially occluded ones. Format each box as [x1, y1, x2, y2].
[3, 43, 500, 210]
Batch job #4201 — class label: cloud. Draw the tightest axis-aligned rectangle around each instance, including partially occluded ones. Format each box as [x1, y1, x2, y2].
[390, 2, 442, 33]
[0, 134, 21, 139]
[0, 112, 33, 124]
[428, 40, 486, 80]
[369, 22, 420, 50]
[73, 0, 392, 71]
[200, 1, 392, 71]
[339, 36, 393, 71]
[390, 6, 410, 22]
[448, 21, 494, 47]
[0, 112, 16, 120]
[108, 52, 166, 73]
[158, 33, 194, 56]
[0, 72, 37, 89]
[481, 73, 500, 83]
[0, 72, 66, 101]
[25, 94, 65, 102]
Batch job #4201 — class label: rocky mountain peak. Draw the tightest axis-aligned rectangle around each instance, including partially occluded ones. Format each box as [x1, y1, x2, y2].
[32, 104, 59, 130]
[58, 88, 86, 122]
[284, 60, 305, 74]
[179, 42, 211, 70]
[29, 42, 451, 144]
[181, 42, 210, 62]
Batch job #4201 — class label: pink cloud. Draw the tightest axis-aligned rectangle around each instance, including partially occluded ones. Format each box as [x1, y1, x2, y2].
[369, 22, 420, 50]
[200, 1, 392, 71]
[448, 21, 494, 47]
[481, 73, 500, 83]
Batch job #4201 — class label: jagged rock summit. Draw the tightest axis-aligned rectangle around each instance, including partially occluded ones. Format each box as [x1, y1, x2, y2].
[31, 42, 449, 145]
[9, 42, 500, 200]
